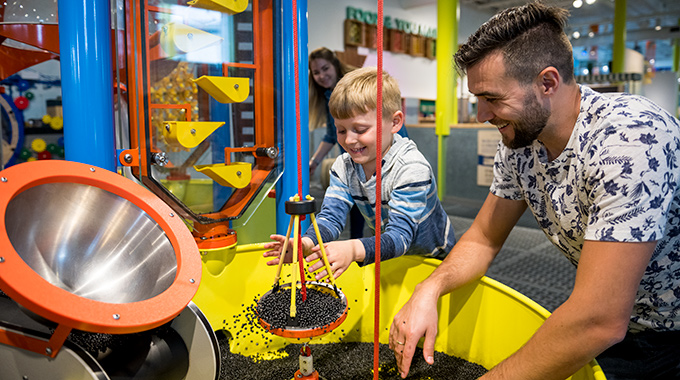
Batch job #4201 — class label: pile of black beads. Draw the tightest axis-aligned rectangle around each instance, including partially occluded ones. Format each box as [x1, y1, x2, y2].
[256, 287, 345, 330]
[218, 339, 488, 380]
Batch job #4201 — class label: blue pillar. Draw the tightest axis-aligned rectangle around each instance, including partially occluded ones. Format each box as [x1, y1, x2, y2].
[58, 0, 116, 171]
[276, 0, 310, 235]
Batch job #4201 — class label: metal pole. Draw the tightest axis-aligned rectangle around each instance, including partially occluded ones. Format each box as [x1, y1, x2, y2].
[58, 0, 116, 171]
[277, 0, 310, 235]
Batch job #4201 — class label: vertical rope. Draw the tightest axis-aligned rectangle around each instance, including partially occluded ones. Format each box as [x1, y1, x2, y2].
[292, 0, 306, 301]
[373, 0, 384, 377]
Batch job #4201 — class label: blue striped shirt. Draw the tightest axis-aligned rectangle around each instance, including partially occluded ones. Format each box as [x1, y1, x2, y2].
[304, 134, 455, 265]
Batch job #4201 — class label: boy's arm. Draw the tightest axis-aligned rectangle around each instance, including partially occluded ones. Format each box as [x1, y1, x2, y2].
[303, 162, 353, 245]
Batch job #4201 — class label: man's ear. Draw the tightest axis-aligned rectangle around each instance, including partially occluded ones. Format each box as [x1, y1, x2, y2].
[391, 110, 404, 133]
[537, 66, 560, 95]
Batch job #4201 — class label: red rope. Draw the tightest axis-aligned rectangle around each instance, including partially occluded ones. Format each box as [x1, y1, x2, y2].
[292, 0, 306, 301]
[373, 0, 383, 377]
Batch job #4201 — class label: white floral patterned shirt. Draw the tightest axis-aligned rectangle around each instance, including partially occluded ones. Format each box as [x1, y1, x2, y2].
[491, 85, 680, 332]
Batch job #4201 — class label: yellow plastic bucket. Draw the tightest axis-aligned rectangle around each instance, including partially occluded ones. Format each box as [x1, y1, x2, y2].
[191, 251, 605, 379]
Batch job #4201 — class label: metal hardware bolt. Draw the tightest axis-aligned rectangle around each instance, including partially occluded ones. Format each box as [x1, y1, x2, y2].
[90, 167, 96, 172]
[45, 347, 52, 355]
[234, 84, 239, 89]
[190, 128, 196, 135]
[165, 123, 171, 131]
[0, 257, 5, 263]
[151, 152, 168, 167]
[0, 177, 7, 182]
[113, 314, 120, 320]
[169, 213, 175, 217]
[124, 154, 132, 164]
[189, 278, 195, 284]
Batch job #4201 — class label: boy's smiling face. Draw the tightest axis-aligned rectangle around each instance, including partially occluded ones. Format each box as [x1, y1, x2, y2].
[335, 110, 403, 177]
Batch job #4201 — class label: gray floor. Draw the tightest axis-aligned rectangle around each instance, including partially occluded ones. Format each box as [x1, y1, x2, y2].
[311, 180, 576, 313]
[448, 214, 576, 312]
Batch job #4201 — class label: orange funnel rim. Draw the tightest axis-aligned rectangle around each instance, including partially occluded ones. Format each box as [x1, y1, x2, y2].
[0, 160, 202, 334]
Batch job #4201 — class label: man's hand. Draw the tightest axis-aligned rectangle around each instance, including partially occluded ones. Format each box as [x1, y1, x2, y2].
[389, 283, 440, 378]
[306, 239, 364, 280]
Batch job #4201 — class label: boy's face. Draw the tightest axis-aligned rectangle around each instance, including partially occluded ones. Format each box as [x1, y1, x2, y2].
[335, 110, 404, 176]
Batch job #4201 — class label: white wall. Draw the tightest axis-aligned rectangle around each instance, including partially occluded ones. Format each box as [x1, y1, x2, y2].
[307, 0, 493, 100]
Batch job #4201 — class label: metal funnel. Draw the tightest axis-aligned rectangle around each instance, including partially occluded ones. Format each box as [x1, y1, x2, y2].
[5, 182, 177, 304]
[0, 160, 202, 343]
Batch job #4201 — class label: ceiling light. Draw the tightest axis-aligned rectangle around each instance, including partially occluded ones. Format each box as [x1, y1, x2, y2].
[572, 31, 581, 39]
[585, 0, 596, 4]
[573, 0, 583, 8]
[588, 31, 595, 37]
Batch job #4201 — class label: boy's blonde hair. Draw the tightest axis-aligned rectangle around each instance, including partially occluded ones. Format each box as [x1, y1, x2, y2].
[328, 67, 401, 120]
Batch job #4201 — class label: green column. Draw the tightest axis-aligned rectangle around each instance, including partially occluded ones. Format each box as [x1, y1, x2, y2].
[435, 0, 459, 200]
[612, 0, 627, 73]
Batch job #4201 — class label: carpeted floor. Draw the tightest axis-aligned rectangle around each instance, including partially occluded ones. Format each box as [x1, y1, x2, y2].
[448, 215, 576, 312]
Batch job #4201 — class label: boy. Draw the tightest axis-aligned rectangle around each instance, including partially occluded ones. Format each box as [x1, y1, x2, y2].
[264, 67, 455, 279]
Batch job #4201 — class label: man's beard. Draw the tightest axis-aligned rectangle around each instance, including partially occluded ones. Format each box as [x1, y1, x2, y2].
[500, 93, 550, 149]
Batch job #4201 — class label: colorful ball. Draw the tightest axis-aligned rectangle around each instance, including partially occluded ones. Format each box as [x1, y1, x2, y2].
[14, 96, 29, 110]
[31, 138, 47, 153]
[37, 151, 52, 160]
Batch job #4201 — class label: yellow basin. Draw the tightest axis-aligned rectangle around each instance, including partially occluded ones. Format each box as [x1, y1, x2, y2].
[190, 251, 606, 379]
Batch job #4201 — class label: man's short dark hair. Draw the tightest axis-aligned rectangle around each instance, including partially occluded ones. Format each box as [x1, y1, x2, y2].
[454, 2, 575, 85]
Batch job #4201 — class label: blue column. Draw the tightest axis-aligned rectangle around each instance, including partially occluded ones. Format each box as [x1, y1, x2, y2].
[276, 0, 310, 235]
[58, 0, 116, 171]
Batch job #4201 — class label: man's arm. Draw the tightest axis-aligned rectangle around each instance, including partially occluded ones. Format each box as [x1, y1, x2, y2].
[390, 193, 527, 378]
[482, 239, 655, 380]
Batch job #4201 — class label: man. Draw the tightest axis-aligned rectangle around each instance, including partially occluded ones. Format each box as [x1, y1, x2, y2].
[389, 2, 680, 380]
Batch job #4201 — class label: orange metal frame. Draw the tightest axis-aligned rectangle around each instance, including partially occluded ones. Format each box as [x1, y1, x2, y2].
[0, 160, 202, 357]
[124, 0, 276, 225]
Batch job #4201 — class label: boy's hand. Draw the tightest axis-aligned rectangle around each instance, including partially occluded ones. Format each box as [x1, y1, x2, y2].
[263, 235, 313, 265]
[306, 239, 365, 280]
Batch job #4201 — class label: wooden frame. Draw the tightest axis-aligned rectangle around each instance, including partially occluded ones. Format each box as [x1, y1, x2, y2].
[425, 38, 436, 59]
[409, 34, 425, 57]
[388, 29, 404, 53]
[365, 24, 389, 51]
[344, 19, 365, 47]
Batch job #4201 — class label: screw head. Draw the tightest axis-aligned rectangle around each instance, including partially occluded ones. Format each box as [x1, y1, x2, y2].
[45, 347, 52, 355]
[124, 154, 132, 163]
[89, 167, 96, 172]
[165, 123, 171, 131]
[189, 278, 196, 284]
[113, 314, 120, 320]
[234, 84, 239, 89]
[0, 177, 7, 182]
[169, 213, 175, 217]
[0, 257, 4, 263]
[190, 128, 196, 135]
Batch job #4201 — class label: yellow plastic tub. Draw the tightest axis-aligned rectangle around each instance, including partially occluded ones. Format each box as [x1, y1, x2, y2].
[191, 252, 606, 379]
